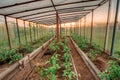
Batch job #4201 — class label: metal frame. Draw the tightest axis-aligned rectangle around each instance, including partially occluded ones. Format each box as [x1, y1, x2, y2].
[15, 5, 98, 19]
[84, 16, 86, 39]
[3, 0, 99, 16]
[4, 16, 11, 49]
[0, 0, 44, 9]
[90, 10, 94, 44]
[29, 22, 32, 43]
[104, 0, 111, 51]
[25, 11, 90, 21]
[23, 20, 27, 44]
[0, 0, 108, 26]
[80, 19, 82, 36]
[110, 0, 120, 56]
[16, 19, 21, 45]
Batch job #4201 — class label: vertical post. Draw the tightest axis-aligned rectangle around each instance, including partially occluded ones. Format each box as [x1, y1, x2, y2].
[104, 0, 111, 51]
[110, 0, 119, 56]
[59, 20, 62, 37]
[78, 20, 80, 35]
[41, 24, 43, 37]
[23, 21, 27, 44]
[36, 23, 38, 40]
[75, 22, 77, 34]
[38, 24, 40, 39]
[29, 22, 32, 43]
[33, 23, 36, 41]
[4, 16, 11, 49]
[74, 23, 75, 34]
[84, 16, 86, 39]
[64, 23, 66, 36]
[90, 10, 94, 44]
[80, 19, 81, 36]
[56, 12, 60, 42]
[40, 24, 42, 38]
[70, 23, 73, 34]
[39, 24, 41, 38]
[16, 19, 21, 45]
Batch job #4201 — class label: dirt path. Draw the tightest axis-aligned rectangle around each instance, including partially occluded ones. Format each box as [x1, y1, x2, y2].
[67, 37, 96, 80]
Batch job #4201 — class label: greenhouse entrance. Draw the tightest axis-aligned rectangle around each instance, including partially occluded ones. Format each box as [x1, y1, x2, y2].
[0, 0, 120, 80]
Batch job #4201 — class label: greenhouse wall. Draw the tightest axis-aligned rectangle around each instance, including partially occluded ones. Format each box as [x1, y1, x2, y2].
[73, 0, 120, 55]
[0, 15, 8, 49]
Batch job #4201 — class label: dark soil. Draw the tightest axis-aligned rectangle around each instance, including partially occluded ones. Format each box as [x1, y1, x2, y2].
[3, 43, 50, 80]
[26, 55, 51, 80]
[67, 37, 96, 80]
[93, 53, 110, 71]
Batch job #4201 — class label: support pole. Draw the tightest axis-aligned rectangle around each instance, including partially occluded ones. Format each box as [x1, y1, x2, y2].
[56, 12, 60, 42]
[36, 23, 38, 40]
[59, 20, 62, 37]
[110, 0, 120, 56]
[23, 21, 27, 44]
[90, 10, 94, 44]
[78, 20, 80, 35]
[4, 16, 11, 49]
[33, 23, 36, 41]
[16, 19, 21, 45]
[80, 19, 82, 36]
[29, 22, 32, 43]
[104, 0, 111, 51]
[84, 16, 86, 39]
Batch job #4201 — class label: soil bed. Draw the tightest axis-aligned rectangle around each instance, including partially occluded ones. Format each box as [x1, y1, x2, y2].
[67, 37, 96, 80]
[26, 54, 52, 80]
[3, 43, 50, 80]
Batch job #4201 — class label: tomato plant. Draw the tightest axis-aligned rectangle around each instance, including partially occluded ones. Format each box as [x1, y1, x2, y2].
[99, 61, 120, 80]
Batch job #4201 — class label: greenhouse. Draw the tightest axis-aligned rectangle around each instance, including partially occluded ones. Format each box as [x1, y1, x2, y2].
[0, 0, 120, 80]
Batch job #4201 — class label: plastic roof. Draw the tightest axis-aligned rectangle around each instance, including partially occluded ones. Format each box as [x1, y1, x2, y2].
[0, 0, 108, 25]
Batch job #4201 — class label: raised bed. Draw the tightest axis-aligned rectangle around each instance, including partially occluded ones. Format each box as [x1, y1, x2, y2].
[69, 37, 100, 80]
[26, 38, 77, 80]
[0, 37, 54, 80]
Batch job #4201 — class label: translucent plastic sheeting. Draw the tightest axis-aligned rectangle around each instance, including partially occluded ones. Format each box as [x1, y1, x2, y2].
[26, 11, 89, 22]
[38, 19, 56, 25]
[0, 15, 8, 49]
[53, 0, 82, 5]
[110, 0, 119, 53]
[81, 17, 85, 37]
[92, 2, 109, 49]
[24, 21, 31, 43]
[17, 19, 26, 45]
[34, 17, 56, 23]
[7, 17, 19, 48]
[59, 11, 90, 16]
[27, 15, 56, 21]
[30, 22, 35, 42]
[85, 13, 92, 42]
[0, 0, 106, 25]
[21, 11, 56, 20]
[11, 7, 55, 18]
[0, 0, 52, 15]
[0, 0, 32, 7]
[55, 0, 102, 10]
[105, 0, 116, 52]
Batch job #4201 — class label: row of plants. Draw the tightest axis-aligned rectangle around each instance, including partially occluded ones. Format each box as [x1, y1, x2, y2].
[71, 33, 120, 80]
[99, 60, 120, 80]
[0, 34, 53, 65]
[71, 33, 102, 61]
[63, 45, 75, 80]
[0, 49, 23, 64]
[37, 39, 75, 80]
